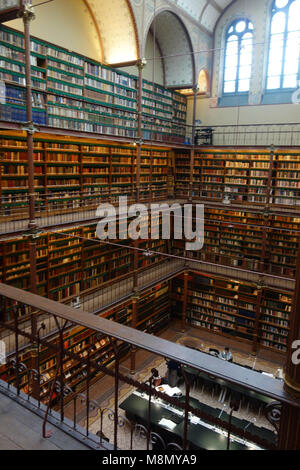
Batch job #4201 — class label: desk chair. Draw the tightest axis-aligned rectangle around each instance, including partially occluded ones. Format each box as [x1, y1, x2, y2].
[209, 348, 220, 357]
[150, 432, 184, 451]
[96, 430, 109, 442]
[150, 432, 167, 451]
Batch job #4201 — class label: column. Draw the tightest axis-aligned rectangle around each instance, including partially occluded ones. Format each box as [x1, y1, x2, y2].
[130, 295, 139, 374]
[277, 239, 300, 449]
[23, 2, 39, 400]
[189, 86, 198, 202]
[181, 271, 189, 332]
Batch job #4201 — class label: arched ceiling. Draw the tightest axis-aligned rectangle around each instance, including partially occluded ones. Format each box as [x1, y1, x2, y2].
[85, 0, 139, 64]
[148, 11, 195, 87]
[83, 1, 236, 66]
[171, 0, 233, 32]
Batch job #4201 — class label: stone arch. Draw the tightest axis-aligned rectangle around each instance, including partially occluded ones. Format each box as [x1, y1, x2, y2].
[143, 9, 195, 88]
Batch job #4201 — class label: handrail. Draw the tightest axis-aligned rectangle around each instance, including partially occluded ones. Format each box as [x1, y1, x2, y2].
[0, 282, 299, 409]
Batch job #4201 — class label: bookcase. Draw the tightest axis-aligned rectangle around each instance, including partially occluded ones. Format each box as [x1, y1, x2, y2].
[172, 272, 292, 354]
[173, 206, 299, 278]
[175, 148, 300, 207]
[2, 281, 172, 403]
[260, 289, 292, 353]
[0, 218, 172, 308]
[136, 282, 171, 334]
[0, 25, 187, 144]
[173, 148, 300, 278]
[111, 146, 134, 202]
[6, 310, 133, 403]
[174, 151, 190, 198]
[0, 132, 172, 217]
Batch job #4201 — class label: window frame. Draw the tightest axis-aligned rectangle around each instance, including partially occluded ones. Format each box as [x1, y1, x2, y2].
[222, 18, 254, 96]
[266, 0, 300, 92]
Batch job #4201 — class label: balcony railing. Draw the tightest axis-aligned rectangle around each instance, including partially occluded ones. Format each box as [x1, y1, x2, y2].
[194, 124, 300, 147]
[0, 282, 299, 450]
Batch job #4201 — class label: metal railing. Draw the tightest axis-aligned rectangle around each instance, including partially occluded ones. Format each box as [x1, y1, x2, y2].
[194, 124, 300, 147]
[0, 188, 173, 235]
[0, 283, 296, 450]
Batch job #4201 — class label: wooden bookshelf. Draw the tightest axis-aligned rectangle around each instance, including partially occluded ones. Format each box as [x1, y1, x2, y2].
[0, 25, 187, 143]
[172, 272, 292, 354]
[175, 148, 300, 208]
[136, 282, 171, 334]
[0, 133, 172, 217]
[4, 281, 172, 404]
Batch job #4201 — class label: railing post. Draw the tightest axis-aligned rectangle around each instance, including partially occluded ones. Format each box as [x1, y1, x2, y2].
[110, 338, 120, 451]
[13, 304, 20, 395]
[181, 271, 189, 332]
[227, 401, 239, 450]
[180, 366, 190, 450]
[278, 228, 300, 449]
[130, 294, 139, 374]
[147, 368, 159, 450]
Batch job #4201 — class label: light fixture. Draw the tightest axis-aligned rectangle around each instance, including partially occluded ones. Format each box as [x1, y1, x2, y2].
[143, 249, 153, 257]
[134, 138, 144, 146]
[222, 194, 231, 205]
[140, 57, 147, 68]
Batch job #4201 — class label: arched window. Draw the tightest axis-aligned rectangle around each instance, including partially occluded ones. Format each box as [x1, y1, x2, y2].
[223, 19, 253, 94]
[267, 0, 300, 90]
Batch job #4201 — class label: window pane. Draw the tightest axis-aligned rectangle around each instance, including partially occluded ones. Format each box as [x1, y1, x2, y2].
[223, 22, 253, 95]
[224, 81, 236, 93]
[226, 35, 238, 51]
[225, 34, 238, 77]
[236, 21, 246, 33]
[239, 65, 251, 79]
[288, 0, 300, 31]
[271, 12, 286, 34]
[275, 0, 288, 8]
[267, 76, 281, 89]
[224, 67, 237, 81]
[283, 74, 298, 88]
[238, 79, 250, 92]
[240, 33, 253, 66]
[267, 32, 284, 87]
[270, 32, 285, 51]
[284, 59, 298, 75]
[268, 60, 282, 76]
[285, 31, 300, 69]
[267, 0, 300, 91]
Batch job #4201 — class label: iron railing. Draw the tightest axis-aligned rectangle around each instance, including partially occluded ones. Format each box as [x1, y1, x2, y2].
[193, 123, 300, 147]
[0, 283, 299, 450]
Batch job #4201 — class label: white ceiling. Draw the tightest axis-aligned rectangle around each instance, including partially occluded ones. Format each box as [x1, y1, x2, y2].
[173, 0, 233, 32]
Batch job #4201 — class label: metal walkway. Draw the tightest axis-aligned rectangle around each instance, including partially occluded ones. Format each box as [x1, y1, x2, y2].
[0, 392, 90, 450]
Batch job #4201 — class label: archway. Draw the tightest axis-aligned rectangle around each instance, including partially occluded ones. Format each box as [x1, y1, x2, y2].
[144, 10, 195, 88]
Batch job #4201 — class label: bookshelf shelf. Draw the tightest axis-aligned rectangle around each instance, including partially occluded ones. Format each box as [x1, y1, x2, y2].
[173, 272, 291, 353]
[0, 25, 187, 143]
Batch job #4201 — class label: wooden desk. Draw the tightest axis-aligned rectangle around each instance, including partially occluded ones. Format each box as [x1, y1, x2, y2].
[182, 365, 276, 407]
[119, 391, 275, 450]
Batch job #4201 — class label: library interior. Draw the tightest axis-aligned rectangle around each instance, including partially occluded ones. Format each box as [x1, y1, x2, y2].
[0, 0, 300, 451]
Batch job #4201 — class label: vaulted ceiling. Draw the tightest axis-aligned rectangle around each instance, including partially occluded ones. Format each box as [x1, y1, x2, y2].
[84, 0, 236, 65]
[84, 0, 138, 64]
[171, 0, 233, 32]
